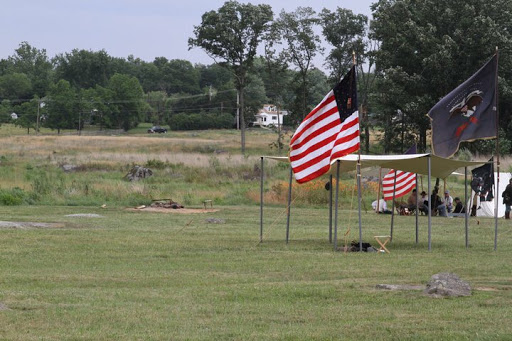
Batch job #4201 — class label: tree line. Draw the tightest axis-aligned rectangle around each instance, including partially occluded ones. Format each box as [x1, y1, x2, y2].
[2, 0, 512, 155]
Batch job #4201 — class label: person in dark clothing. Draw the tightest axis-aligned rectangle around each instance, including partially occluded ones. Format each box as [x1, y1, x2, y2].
[502, 178, 512, 219]
[453, 197, 466, 214]
[431, 189, 446, 216]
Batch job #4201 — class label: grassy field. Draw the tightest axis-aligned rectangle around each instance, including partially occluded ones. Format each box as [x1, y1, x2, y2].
[0, 204, 511, 340]
[0, 124, 511, 339]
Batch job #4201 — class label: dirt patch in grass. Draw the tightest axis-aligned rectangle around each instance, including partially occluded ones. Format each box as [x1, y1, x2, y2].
[126, 207, 219, 214]
[0, 221, 66, 229]
[0, 302, 9, 311]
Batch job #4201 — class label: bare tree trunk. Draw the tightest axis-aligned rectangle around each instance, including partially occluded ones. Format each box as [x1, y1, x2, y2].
[239, 85, 246, 154]
[362, 105, 370, 154]
[302, 73, 307, 120]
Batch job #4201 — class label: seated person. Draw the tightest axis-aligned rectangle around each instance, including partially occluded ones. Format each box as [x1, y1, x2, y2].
[444, 190, 454, 213]
[431, 189, 447, 217]
[407, 189, 417, 211]
[419, 191, 429, 214]
[371, 196, 392, 214]
[453, 197, 466, 214]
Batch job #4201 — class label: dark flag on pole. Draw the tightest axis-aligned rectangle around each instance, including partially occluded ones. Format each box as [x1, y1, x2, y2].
[471, 159, 494, 201]
[428, 55, 498, 158]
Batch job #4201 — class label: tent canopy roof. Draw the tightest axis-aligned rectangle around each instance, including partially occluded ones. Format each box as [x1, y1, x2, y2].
[263, 154, 487, 179]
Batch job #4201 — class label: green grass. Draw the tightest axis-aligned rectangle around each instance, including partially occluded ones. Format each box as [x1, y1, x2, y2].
[0, 205, 511, 340]
[0, 125, 510, 339]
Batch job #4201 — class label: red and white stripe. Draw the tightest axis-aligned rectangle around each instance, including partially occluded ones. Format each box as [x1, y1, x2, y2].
[382, 170, 416, 200]
[290, 90, 359, 183]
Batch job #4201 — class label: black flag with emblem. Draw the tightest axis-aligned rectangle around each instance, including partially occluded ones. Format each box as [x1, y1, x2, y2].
[428, 55, 497, 158]
[471, 159, 494, 201]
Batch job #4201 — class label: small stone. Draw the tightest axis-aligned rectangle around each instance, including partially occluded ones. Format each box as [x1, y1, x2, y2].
[61, 164, 77, 172]
[205, 218, 225, 224]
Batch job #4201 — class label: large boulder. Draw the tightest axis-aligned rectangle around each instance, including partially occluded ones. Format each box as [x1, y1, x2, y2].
[424, 273, 471, 298]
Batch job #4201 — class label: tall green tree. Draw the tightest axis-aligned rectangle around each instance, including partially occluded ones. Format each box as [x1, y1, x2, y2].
[8, 42, 52, 97]
[146, 91, 170, 125]
[81, 85, 115, 130]
[0, 73, 32, 100]
[372, 0, 512, 153]
[45, 80, 78, 134]
[53, 49, 115, 89]
[107, 73, 145, 131]
[13, 99, 39, 134]
[273, 7, 322, 124]
[320, 8, 367, 82]
[320, 8, 377, 153]
[189, 0, 273, 153]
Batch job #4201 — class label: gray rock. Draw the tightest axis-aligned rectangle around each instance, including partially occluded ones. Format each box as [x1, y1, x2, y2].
[424, 272, 471, 298]
[205, 218, 225, 224]
[0, 221, 64, 229]
[61, 164, 77, 172]
[376, 284, 424, 291]
[65, 214, 103, 218]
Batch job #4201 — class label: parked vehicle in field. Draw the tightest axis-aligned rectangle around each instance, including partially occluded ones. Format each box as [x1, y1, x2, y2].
[147, 126, 167, 133]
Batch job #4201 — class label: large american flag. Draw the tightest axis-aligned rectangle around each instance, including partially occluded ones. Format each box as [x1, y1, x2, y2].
[290, 66, 360, 183]
[382, 145, 417, 200]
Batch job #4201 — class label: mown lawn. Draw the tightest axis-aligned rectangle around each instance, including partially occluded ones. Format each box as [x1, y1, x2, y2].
[0, 204, 510, 340]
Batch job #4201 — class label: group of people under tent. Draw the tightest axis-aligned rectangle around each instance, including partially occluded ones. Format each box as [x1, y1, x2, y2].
[372, 188, 466, 217]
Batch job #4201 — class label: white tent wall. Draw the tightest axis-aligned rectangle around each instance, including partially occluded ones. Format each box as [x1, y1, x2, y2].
[471, 172, 512, 218]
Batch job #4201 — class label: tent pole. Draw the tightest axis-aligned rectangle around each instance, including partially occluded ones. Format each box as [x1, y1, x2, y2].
[334, 160, 341, 252]
[285, 165, 293, 244]
[415, 174, 419, 244]
[357, 161, 363, 251]
[259, 157, 264, 243]
[495, 160, 499, 251]
[465, 166, 469, 249]
[329, 174, 333, 243]
[377, 168, 382, 213]
[495, 46, 500, 251]
[390, 170, 397, 242]
[428, 156, 432, 251]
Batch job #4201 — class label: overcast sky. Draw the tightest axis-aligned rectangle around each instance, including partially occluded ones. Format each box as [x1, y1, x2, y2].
[1, 0, 375, 67]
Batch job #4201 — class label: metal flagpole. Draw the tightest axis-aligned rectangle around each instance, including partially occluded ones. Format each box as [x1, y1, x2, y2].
[494, 47, 500, 251]
[286, 166, 293, 244]
[334, 160, 341, 252]
[415, 174, 419, 244]
[357, 161, 363, 251]
[390, 170, 397, 241]
[329, 174, 333, 243]
[351, 51, 363, 251]
[465, 166, 469, 248]
[259, 157, 264, 243]
[428, 156, 432, 251]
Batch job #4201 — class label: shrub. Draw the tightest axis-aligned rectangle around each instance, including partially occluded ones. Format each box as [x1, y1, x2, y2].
[0, 187, 29, 205]
[169, 113, 234, 130]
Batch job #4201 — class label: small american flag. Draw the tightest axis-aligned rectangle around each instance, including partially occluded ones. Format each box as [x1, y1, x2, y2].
[382, 145, 417, 200]
[290, 66, 360, 183]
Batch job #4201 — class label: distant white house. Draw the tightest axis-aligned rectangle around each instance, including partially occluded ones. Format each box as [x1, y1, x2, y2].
[251, 104, 288, 127]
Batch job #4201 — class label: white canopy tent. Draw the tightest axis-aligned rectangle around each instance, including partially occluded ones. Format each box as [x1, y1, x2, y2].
[471, 172, 511, 218]
[259, 154, 490, 251]
[264, 154, 485, 179]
